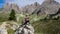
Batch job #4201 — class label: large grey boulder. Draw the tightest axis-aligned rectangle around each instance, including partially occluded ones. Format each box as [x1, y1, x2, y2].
[15, 24, 34, 34]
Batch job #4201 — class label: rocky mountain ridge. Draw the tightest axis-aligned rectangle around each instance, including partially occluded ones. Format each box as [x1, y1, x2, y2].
[0, 3, 22, 14]
[0, 0, 60, 15]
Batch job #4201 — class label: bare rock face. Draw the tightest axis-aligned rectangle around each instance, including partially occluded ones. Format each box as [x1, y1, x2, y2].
[45, 0, 54, 1]
[31, 0, 60, 16]
[22, 0, 60, 16]
[1, 3, 22, 14]
[11, 4, 22, 14]
[41, 0, 60, 15]
[0, 0, 60, 16]
[22, 2, 40, 14]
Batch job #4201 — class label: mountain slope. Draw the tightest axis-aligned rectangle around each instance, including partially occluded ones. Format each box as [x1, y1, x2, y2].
[0, 3, 22, 14]
[22, 2, 40, 14]
[41, 0, 60, 15]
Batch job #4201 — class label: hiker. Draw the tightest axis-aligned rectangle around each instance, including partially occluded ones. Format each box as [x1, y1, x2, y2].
[15, 13, 34, 34]
[21, 13, 30, 27]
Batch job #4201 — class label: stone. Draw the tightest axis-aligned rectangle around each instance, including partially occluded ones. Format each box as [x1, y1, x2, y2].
[15, 24, 34, 34]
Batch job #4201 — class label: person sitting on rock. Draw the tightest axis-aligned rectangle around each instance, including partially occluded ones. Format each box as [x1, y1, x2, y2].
[21, 13, 30, 27]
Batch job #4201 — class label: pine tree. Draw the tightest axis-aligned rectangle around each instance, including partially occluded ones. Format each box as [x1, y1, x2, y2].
[9, 9, 16, 21]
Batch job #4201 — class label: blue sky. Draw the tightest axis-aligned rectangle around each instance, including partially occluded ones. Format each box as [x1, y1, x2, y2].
[0, 0, 60, 8]
[0, 0, 5, 8]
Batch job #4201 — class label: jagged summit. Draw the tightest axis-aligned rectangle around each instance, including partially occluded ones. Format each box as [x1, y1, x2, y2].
[1, 3, 23, 14]
[42, 0, 59, 5]
[22, 2, 40, 14]
[0, 0, 60, 15]
[41, 0, 60, 15]
[45, 0, 55, 1]
[34, 2, 40, 6]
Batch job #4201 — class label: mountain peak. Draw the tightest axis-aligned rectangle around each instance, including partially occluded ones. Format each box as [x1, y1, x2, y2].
[42, 0, 59, 6]
[45, 0, 54, 1]
[2, 3, 23, 14]
[34, 2, 40, 6]
[41, 0, 60, 15]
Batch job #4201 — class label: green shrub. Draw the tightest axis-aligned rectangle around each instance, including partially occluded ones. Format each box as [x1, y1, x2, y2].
[9, 9, 16, 21]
